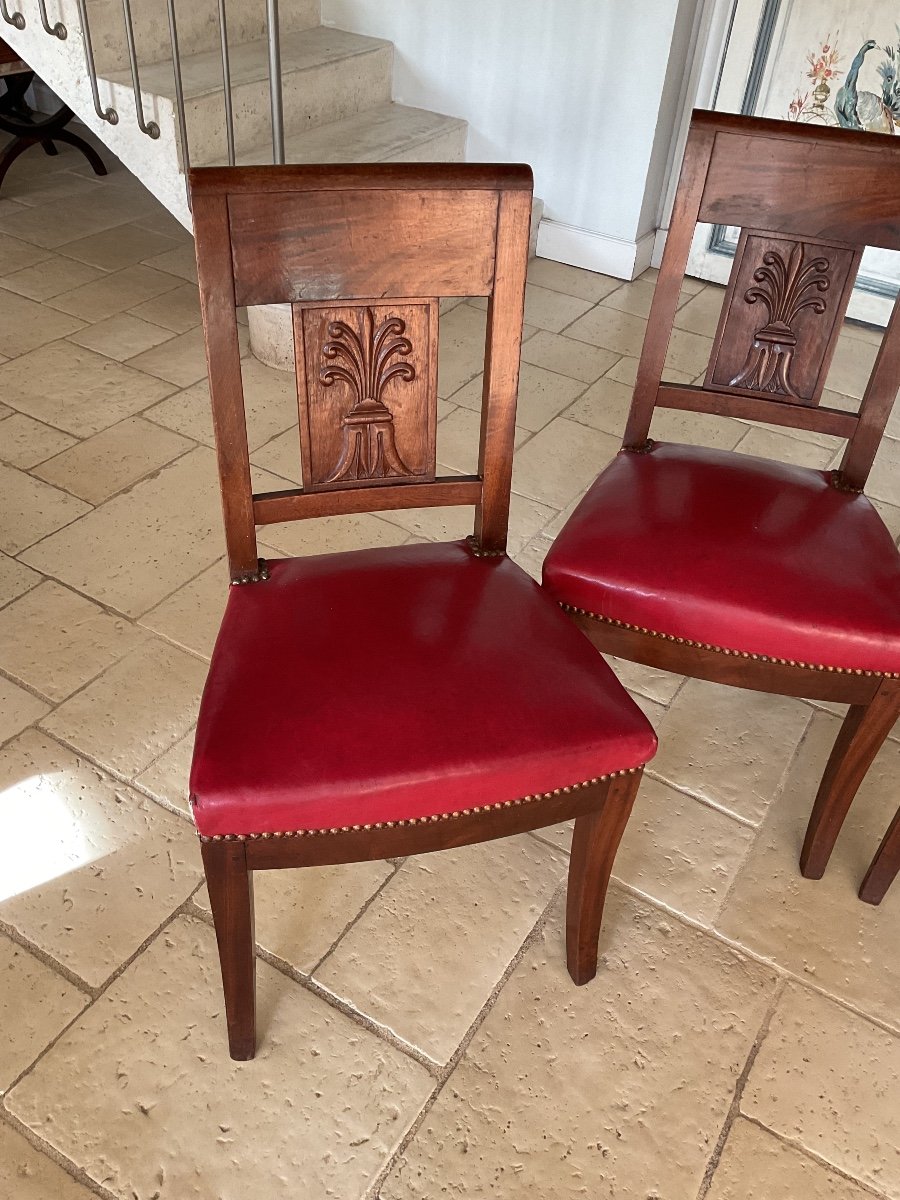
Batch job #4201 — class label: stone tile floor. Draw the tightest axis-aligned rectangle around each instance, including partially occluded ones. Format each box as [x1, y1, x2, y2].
[0, 134, 899, 1200]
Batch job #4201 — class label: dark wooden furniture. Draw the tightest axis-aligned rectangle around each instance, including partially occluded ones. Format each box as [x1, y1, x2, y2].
[0, 39, 105, 190]
[543, 110, 900, 905]
[189, 162, 657, 1060]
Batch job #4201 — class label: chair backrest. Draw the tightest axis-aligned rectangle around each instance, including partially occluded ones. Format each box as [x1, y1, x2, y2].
[190, 163, 533, 583]
[625, 110, 900, 492]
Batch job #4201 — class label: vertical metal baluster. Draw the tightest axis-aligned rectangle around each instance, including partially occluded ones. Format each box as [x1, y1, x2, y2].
[217, 0, 235, 165]
[166, 0, 191, 204]
[75, 0, 117, 124]
[265, 0, 284, 164]
[0, 1, 25, 31]
[37, 0, 66, 37]
[121, 0, 160, 138]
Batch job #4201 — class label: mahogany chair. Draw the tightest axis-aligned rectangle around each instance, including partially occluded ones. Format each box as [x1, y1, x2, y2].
[189, 162, 657, 1059]
[543, 110, 900, 906]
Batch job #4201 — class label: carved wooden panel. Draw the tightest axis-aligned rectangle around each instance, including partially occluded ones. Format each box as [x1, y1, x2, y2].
[293, 299, 438, 491]
[706, 230, 861, 406]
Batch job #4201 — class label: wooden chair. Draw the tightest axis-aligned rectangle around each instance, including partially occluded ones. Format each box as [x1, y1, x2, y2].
[189, 163, 657, 1060]
[543, 110, 900, 906]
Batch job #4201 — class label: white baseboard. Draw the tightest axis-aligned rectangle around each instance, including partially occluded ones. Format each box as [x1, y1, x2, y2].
[535, 220, 656, 280]
[652, 226, 669, 268]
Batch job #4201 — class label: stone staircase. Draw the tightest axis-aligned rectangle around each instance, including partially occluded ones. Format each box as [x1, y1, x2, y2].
[1, 0, 469, 230]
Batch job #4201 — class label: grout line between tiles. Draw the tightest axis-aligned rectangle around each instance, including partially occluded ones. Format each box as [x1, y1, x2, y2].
[307, 860, 405, 978]
[695, 977, 787, 1200]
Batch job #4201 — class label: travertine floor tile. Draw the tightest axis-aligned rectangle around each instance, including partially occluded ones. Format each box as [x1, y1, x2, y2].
[673, 285, 725, 337]
[826, 334, 878, 399]
[512, 417, 620, 508]
[196, 860, 394, 975]
[380, 490, 554, 555]
[6, 914, 434, 1200]
[0, 463, 90, 555]
[135, 727, 195, 817]
[0, 1124, 96, 1199]
[513, 532, 554, 580]
[382, 889, 776, 1199]
[0, 255, 105, 301]
[717, 711, 900, 1030]
[706, 1118, 871, 1200]
[565, 303, 648, 356]
[435, 405, 529, 473]
[665, 326, 714, 377]
[520, 329, 620, 383]
[0, 190, 138, 249]
[450, 361, 586, 432]
[146, 355, 294, 451]
[743, 985, 900, 1195]
[128, 280, 201, 332]
[42, 638, 207, 780]
[260, 512, 409, 558]
[315, 835, 566, 1063]
[652, 678, 812, 825]
[0, 231, 52, 275]
[437, 303, 488, 398]
[21, 447, 227, 616]
[601, 277, 661, 318]
[0, 412, 76, 468]
[0, 580, 146, 702]
[0, 730, 202, 986]
[59, 222, 181, 271]
[526, 257, 621, 302]
[0, 549, 40, 608]
[0, 933, 88, 1092]
[865, 435, 900, 507]
[250, 426, 303, 484]
[33, 416, 193, 505]
[142, 243, 198, 282]
[0, 290, 85, 357]
[0, 341, 175, 437]
[473, 283, 592, 331]
[127, 326, 209, 387]
[606, 353, 694, 387]
[566, 373, 634, 436]
[47, 264, 182, 323]
[734, 426, 835, 469]
[606, 656, 684, 705]
[67, 312, 176, 361]
[140, 559, 229, 659]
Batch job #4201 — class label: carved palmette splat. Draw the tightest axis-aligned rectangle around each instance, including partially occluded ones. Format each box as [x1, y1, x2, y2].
[706, 231, 861, 406]
[294, 299, 438, 491]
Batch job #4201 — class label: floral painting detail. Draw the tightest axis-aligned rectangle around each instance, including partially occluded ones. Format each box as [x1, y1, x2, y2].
[320, 307, 416, 483]
[787, 35, 842, 124]
[729, 242, 831, 399]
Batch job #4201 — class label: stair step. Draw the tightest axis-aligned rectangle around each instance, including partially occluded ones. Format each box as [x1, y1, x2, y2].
[224, 102, 467, 168]
[107, 27, 393, 157]
[88, 0, 320, 75]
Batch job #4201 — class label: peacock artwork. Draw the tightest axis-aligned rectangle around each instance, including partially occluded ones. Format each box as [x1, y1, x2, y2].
[787, 29, 900, 133]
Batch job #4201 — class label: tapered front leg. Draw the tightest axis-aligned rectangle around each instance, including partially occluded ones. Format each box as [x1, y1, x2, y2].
[566, 769, 642, 986]
[859, 807, 900, 905]
[800, 678, 900, 879]
[201, 839, 257, 1060]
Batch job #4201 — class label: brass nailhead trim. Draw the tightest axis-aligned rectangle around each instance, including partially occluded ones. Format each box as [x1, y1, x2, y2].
[828, 470, 864, 495]
[197, 767, 643, 842]
[562, 604, 900, 679]
[465, 535, 506, 559]
[624, 439, 656, 455]
[230, 558, 270, 586]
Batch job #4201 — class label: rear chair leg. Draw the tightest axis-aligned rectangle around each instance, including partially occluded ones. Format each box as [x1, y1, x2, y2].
[201, 839, 257, 1060]
[800, 678, 900, 880]
[566, 769, 642, 986]
[859, 807, 900, 905]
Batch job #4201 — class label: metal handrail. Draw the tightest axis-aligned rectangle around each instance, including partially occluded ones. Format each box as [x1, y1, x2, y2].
[0, 1, 25, 31]
[37, 0, 65, 38]
[74, 0, 117, 124]
[266, 0, 284, 163]
[216, 0, 235, 164]
[165, 0, 189, 189]
[121, 0, 159, 138]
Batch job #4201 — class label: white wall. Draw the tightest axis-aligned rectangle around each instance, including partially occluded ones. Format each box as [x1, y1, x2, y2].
[323, 0, 700, 278]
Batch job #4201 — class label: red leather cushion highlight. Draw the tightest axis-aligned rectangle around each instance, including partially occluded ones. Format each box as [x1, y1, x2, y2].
[190, 541, 656, 837]
[543, 442, 900, 674]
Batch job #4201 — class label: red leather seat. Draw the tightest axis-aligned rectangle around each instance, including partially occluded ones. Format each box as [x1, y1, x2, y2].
[191, 540, 657, 838]
[543, 442, 900, 676]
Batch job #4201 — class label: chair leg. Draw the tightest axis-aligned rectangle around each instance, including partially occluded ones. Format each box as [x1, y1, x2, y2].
[566, 769, 641, 986]
[201, 839, 257, 1060]
[859, 808, 900, 905]
[800, 678, 900, 880]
